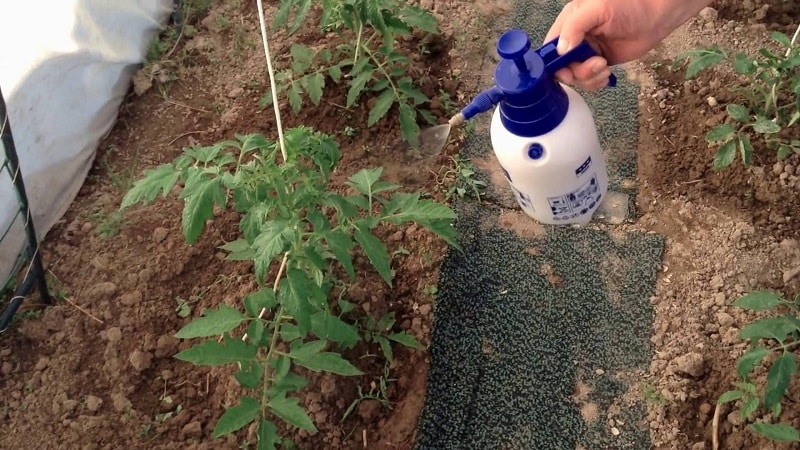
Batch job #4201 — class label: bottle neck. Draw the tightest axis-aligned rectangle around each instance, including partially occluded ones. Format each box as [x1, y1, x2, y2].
[499, 80, 569, 137]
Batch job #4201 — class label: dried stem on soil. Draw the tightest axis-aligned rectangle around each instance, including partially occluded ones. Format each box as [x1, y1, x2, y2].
[62, 296, 103, 324]
[712, 401, 722, 450]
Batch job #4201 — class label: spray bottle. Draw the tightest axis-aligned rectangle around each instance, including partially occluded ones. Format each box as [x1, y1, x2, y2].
[453, 29, 616, 226]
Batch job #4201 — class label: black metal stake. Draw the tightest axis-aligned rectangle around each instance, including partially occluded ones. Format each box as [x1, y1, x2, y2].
[0, 84, 51, 333]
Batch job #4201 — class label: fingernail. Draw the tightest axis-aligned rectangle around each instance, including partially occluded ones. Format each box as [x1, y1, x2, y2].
[557, 38, 570, 54]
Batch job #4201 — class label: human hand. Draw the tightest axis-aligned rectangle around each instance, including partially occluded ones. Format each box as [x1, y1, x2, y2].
[545, 0, 713, 91]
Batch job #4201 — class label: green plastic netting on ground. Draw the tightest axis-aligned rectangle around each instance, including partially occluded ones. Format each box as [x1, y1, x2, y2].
[415, 2, 666, 449]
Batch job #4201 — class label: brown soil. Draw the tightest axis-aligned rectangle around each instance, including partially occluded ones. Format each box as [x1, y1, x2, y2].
[1, 0, 799, 449]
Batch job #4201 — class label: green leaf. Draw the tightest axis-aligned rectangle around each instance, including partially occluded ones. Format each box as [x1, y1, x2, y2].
[740, 316, 800, 342]
[273, 371, 309, 392]
[175, 304, 246, 339]
[713, 140, 737, 171]
[737, 346, 770, 379]
[346, 69, 374, 107]
[679, 47, 726, 78]
[181, 177, 225, 244]
[726, 104, 750, 122]
[244, 288, 278, 317]
[220, 239, 256, 261]
[247, 320, 265, 346]
[741, 396, 759, 419]
[772, 31, 792, 47]
[280, 323, 302, 342]
[257, 420, 280, 450]
[398, 5, 438, 33]
[289, 340, 327, 360]
[329, 64, 342, 82]
[175, 336, 258, 366]
[398, 102, 420, 148]
[311, 311, 361, 348]
[778, 145, 794, 160]
[324, 230, 355, 279]
[735, 291, 785, 311]
[354, 226, 392, 286]
[752, 116, 781, 134]
[706, 124, 735, 142]
[120, 164, 180, 209]
[750, 423, 800, 442]
[373, 334, 392, 361]
[368, 89, 395, 126]
[290, 44, 314, 71]
[383, 193, 457, 224]
[387, 332, 426, 350]
[718, 390, 744, 404]
[288, 83, 303, 114]
[212, 396, 260, 438]
[347, 167, 383, 197]
[738, 136, 753, 167]
[306, 73, 325, 106]
[268, 394, 317, 432]
[288, 0, 313, 34]
[733, 53, 756, 75]
[235, 361, 264, 389]
[338, 299, 356, 314]
[253, 220, 291, 282]
[293, 351, 364, 376]
[239, 134, 271, 155]
[282, 269, 322, 334]
[764, 353, 796, 409]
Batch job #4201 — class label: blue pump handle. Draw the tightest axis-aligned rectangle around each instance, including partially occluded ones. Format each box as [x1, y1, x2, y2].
[537, 37, 617, 87]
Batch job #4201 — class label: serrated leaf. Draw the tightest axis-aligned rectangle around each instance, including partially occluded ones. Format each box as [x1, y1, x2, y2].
[269, 394, 317, 431]
[325, 230, 355, 279]
[706, 124, 735, 141]
[220, 239, 256, 261]
[213, 396, 260, 438]
[778, 145, 794, 160]
[347, 167, 383, 197]
[280, 323, 302, 342]
[306, 73, 325, 106]
[383, 193, 457, 224]
[291, 44, 314, 69]
[739, 136, 753, 167]
[182, 177, 225, 244]
[175, 336, 258, 366]
[741, 396, 759, 419]
[244, 288, 278, 317]
[273, 371, 309, 393]
[750, 423, 800, 442]
[175, 304, 246, 339]
[387, 332, 426, 350]
[288, 0, 313, 34]
[765, 353, 796, 409]
[680, 47, 726, 78]
[273, 0, 293, 28]
[727, 104, 750, 122]
[713, 140, 737, 171]
[718, 390, 744, 403]
[253, 221, 291, 282]
[399, 102, 420, 148]
[235, 361, 264, 389]
[733, 53, 756, 75]
[398, 5, 438, 33]
[346, 69, 374, 107]
[240, 134, 271, 155]
[120, 164, 180, 209]
[354, 226, 392, 286]
[311, 311, 360, 348]
[329, 64, 342, 82]
[737, 346, 770, 379]
[753, 116, 781, 134]
[735, 291, 785, 311]
[368, 89, 395, 126]
[257, 420, 280, 450]
[289, 340, 327, 360]
[247, 320, 265, 345]
[293, 351, 363, 376]
[288, 83, 303, 114]
[283, 268, 322, 334]
[740, 316, 800, 342]
[375, 335, 393, 361]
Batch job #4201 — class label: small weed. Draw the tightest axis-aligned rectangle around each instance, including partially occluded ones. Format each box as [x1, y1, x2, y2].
[436, 155, 487, 200]
[642, 382, 668, 405]
[341, 363, 395, 422]
[92, 210, 126, 239]
[422, 284, 438, 297]
[717, 290, 800, 443]
[677, 30, 800, 169]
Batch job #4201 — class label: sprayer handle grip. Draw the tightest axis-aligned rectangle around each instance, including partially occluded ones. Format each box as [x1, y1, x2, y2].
[541, 37, 617, 87]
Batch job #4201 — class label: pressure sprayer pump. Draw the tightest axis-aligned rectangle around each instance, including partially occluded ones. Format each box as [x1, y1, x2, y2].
[452, 29, 616, 226]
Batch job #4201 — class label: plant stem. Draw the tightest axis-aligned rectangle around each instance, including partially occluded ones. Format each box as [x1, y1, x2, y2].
[259, 252, 290, 420]
[361, 32, 401, 103]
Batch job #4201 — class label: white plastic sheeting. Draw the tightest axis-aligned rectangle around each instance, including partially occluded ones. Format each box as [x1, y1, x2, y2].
[0, 0, 173, 283]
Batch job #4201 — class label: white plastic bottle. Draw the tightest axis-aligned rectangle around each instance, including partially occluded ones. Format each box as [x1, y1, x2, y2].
[458, 29, 615, 226]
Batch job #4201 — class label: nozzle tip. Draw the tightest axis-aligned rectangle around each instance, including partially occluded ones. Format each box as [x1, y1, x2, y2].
[448, 112, 465, 128]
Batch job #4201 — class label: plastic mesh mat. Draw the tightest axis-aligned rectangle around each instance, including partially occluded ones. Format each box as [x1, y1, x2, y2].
[415, 2, 665, 448]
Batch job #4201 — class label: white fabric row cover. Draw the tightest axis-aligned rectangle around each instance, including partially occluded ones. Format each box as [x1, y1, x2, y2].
[0, 0, 173, 283]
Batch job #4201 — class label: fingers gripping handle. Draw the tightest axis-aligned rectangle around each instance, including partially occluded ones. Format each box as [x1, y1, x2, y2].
[539, 37, 617, 87]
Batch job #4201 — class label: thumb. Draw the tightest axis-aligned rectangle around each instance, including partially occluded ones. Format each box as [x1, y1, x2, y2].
[555, 1, 606, 55]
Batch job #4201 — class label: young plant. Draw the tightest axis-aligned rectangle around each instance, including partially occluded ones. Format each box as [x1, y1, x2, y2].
[261, 0, 440, 148]
[677, 30, 800, 170]
[119, 127, 459, 448]
[717, 290, 800, 443]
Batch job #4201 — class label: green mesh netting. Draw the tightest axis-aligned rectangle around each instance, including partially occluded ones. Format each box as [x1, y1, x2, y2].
[415, 2, 665, 448]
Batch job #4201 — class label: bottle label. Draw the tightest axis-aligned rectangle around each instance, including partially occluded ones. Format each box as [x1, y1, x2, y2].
[548, 173, 602, 221]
